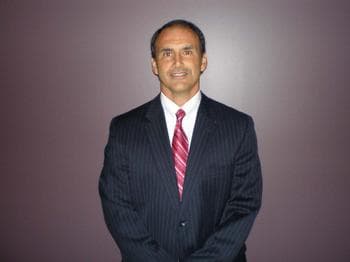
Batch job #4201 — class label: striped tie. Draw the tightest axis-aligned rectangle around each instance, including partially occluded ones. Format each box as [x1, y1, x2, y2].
[172, 109, 188, 201]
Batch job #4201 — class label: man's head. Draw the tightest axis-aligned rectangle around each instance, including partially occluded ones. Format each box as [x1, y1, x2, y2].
[151, 19, 206, 59]
[150, 20, 208, 105]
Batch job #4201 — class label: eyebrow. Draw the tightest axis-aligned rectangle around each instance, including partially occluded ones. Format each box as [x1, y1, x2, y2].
[182, 45, 194, 50]
[159, 45, 195, 53]
[159, 48, 173, 53]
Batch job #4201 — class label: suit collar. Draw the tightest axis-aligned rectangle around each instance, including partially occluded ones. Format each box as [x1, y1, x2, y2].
[144, 94, 163, 122]
[144, 95, 180, 207]
[181, 93, 218, 202]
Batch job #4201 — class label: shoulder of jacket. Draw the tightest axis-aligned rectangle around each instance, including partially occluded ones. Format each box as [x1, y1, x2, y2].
[203, 94, 253, 124]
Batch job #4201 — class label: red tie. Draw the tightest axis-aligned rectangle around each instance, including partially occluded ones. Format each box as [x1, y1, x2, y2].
[172, 109, 189, 201]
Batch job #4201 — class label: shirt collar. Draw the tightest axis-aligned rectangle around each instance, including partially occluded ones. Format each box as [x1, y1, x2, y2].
[160, 91, 202, 117]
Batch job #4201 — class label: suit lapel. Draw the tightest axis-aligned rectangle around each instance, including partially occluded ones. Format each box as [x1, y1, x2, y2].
[182, 94, 217, 202]
[144, 95, 180, 208]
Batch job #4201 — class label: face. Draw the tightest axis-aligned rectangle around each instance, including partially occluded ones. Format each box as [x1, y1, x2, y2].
[151, 26, 207, 102]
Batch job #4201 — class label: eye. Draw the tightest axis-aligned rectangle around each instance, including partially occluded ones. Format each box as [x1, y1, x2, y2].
[163, 51, 172, 57]
[183, 50, 193, 56]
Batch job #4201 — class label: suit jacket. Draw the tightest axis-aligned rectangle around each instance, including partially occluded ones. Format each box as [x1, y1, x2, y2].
[99, 93, 262, 262]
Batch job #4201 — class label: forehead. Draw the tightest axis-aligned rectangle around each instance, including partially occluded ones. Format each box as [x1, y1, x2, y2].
[156, 26, 200, 49]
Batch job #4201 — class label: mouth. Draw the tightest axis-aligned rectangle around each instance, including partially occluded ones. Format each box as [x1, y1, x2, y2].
[170, 70, 188, 78]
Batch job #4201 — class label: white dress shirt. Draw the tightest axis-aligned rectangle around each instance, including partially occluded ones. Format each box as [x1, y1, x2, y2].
[160, 91, 201, 148]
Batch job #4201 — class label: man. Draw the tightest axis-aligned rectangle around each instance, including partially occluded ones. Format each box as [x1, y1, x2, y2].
[99, 19, 262, 262]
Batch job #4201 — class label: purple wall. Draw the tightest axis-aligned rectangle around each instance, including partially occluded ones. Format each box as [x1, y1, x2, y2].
[2, 0, 350, 261]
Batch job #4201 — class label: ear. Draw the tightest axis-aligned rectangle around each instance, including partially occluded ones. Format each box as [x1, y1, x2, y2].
[200, 53, 208, 73]
[151, 58, 159, 75]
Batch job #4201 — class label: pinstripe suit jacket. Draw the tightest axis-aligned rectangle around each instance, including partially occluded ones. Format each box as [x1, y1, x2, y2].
[99, 93, 262, 262]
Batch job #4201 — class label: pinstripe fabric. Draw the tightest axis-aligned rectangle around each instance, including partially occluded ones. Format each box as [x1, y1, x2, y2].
[99, 93, 262, 262]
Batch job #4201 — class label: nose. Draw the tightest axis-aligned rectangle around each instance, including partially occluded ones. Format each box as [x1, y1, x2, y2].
[174, 52, 183, 67]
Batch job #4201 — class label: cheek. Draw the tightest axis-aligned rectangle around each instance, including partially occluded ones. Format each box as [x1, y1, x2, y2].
[157, 69, 170, 80]
[159, 64, 171, 75]
[158, 67, 167, 76]
[191, 65, 201, 75]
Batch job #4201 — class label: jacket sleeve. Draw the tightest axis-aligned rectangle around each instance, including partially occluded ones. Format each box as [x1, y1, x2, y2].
[184, 117, 263, 262]
[99, 119, 176, 262]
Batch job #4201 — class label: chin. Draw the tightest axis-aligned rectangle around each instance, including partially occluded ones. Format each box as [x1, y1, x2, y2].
[172, 83, 192, 90]
[172, 87, 192, 94]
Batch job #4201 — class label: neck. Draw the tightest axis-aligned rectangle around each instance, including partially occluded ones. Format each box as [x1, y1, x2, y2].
[161, 88, 200, 107]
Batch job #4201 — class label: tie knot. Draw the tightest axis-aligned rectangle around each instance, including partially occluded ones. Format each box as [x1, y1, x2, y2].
[176, 109, 186, 122]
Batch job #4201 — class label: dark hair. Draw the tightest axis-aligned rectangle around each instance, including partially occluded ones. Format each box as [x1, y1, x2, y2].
[150, 19, 206, 58]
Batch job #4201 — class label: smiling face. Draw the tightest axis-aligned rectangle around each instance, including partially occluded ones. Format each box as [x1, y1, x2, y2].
[151, 26, 207, 105]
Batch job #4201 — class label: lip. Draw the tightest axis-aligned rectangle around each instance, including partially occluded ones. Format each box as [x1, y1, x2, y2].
[170, 71, 188, 78]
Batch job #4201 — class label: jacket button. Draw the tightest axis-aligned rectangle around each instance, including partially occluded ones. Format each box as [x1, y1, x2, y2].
[179, 221, 187, 227]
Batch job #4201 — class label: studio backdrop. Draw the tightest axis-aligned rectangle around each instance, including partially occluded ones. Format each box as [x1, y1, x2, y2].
[2, 0, 349, 261]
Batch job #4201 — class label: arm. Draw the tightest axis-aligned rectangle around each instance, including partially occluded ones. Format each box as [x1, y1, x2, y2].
[99, 119, 175, 262]
[184, 117, 262, 262]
